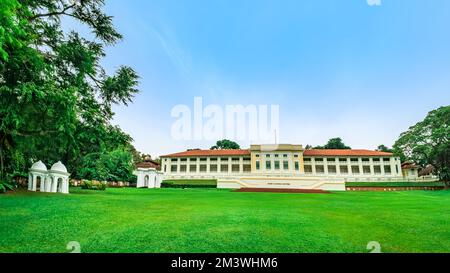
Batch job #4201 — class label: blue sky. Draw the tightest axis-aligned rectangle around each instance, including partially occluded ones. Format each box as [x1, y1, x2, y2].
[77, 0, 450, 156]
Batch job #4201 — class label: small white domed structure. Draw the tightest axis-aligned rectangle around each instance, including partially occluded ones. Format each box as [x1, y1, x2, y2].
[30, 161, 48, 172]
[48, 161, 70, 194]
[50, 161, 68, 173]
[28, 160, 70, 194]
[28, 161, 48, 192]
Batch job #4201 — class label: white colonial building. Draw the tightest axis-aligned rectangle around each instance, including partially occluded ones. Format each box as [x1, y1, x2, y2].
[28, 161, 70, 194]
[161, 144, 404, 191]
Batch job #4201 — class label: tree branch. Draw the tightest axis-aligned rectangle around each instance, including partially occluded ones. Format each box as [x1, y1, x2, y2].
[14, 129, 59, 137]
[87, 72, 103, 89]
[29, 3, 77, 21]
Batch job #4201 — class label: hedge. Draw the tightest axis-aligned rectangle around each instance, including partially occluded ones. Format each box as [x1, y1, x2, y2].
[345, 182, 445, 187]
[81, 180, 108, 191]
[161, 179, 217, 188]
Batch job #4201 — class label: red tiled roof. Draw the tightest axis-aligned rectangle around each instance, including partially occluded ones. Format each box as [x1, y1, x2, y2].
[161, 149, 251, 158]
[136, 160, 161, 170]
[161, 148, 393, 158]
[419, 165, 434, 176]
[401, 162, 419, 169]
[303, 149, 393, 157]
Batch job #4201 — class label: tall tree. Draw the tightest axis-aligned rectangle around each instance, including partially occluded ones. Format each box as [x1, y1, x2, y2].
[376, 145, 393, 153]
[0, 0, 139, 180]
[393, 106, 450, 184]
[211, 139, 241, 150]
[314, 138, 351, 150]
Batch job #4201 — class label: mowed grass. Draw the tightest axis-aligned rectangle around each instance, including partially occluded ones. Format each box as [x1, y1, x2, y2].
[0, 188, 449, 253]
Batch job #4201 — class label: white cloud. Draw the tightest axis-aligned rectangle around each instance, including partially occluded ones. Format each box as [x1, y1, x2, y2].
[367, 0, 382, 6]
[148, 23, 193, 80]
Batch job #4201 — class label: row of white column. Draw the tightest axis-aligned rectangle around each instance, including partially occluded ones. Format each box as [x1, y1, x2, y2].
[163, 156, 402, 178]
[28, 173, 69, 194]
[165, 157, 251, 174]
[303, 158, 401, 176]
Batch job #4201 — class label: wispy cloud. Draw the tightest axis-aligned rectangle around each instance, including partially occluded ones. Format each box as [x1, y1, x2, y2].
[149, 23, 193, 79]
[367, 0, 382, 6]
[104, 0, 450, 157]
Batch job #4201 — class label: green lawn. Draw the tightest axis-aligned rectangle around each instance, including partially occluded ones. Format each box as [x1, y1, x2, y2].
[1, 188, 449, 253]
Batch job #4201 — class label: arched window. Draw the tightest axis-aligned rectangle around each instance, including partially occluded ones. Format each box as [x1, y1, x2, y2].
[144, 175, 149, 187]
[36, 176, 42, 190]
[57, 178, 63, 192]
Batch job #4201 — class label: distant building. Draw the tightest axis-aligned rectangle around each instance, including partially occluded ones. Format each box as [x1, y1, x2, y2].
[161, 144, 404, 191]
[134, 157, 163, 188]
[401, 162, 419, 179]
[136, 157, 161, 170]
[419, 164, 435, 177]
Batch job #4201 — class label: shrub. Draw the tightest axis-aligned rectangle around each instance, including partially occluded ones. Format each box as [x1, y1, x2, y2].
[0, 173, 18, 193]
[346, 182, 445, 187]
[81, 180, 107, 191]
[77, 148, 136, 182]
[0, 179, 14, 193]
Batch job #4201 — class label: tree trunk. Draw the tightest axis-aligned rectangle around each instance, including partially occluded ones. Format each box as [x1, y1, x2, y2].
[0, 144, 4, 180]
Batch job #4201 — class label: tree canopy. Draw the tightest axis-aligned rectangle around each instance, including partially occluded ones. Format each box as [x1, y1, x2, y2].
[0, 0, 140, 182]
[314, 138, 351, 150]
[376, 145, 393, 153]
[211, 139, 241, 150]
[393, 105, 450, 182]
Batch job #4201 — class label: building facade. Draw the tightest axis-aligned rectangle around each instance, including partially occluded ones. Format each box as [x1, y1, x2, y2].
[401, 162, 419, 179]
[161, 144, 403, 191]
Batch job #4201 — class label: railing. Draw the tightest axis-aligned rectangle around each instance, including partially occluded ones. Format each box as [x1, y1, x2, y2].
[163, 173, 440, 183]
[343, 177, 439, 183]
